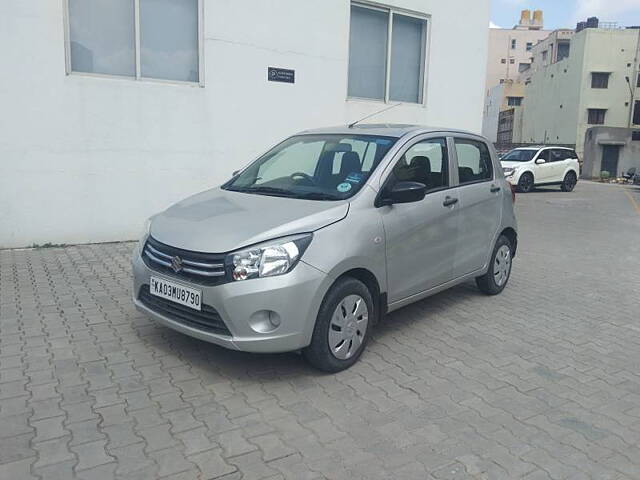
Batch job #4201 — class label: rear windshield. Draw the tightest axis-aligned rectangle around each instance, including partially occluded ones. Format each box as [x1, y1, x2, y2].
[501, 149, 537, 162]
[223, 134, 397, 200]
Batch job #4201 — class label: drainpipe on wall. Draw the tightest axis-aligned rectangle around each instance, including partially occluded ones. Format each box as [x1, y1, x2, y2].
[626, 76, 634, 128]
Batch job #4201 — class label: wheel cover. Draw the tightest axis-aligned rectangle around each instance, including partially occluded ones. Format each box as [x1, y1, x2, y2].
[493, 245, 512, 287]
[565, 174, 576, 189]
[328, 294, 369, 360]
[520, 175, 532, 191]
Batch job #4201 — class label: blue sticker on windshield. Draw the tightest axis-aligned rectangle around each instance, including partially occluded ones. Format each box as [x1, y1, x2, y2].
[345, 172, 364, 184]
[375, 139, 392, 146]
[337, 182, 352, 193]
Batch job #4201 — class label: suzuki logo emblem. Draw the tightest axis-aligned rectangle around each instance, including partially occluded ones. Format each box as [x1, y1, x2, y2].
[171, 256, 183, 273]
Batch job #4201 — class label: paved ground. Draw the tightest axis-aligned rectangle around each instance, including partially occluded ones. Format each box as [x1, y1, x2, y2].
[2, 181, 640, 480]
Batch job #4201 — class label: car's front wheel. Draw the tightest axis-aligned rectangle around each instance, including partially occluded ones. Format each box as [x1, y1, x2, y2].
[476, 235, 513, 295]
[561, 171, 577, 192]
[517, 172, 534, 193]
[303, 277, 373, 372]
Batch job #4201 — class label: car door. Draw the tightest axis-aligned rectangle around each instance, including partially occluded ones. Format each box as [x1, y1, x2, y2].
[379, 136, 459, 303]
[452, 136, 502, 278]
[533, 148, 554, 183]
[548, 149, 566, 182]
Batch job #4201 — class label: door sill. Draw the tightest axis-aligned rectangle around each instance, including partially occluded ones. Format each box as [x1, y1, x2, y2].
[387, 268, 486, 313]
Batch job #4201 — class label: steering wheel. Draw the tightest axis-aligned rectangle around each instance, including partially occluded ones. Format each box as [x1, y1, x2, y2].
[290, 172, 316, 185]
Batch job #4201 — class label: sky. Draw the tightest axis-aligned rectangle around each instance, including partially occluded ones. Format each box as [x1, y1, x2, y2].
[490, 0, 640, 30]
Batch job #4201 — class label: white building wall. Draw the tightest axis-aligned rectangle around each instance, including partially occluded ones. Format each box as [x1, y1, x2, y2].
[521, 28, 640, 156]
[0, 0, 489, 248]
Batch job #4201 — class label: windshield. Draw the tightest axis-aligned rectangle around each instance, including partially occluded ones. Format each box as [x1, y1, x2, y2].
[501, 149, 537, 162]
[222, 134, 397, 200]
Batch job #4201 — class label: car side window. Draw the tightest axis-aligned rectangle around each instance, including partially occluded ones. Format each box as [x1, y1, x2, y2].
[550, 149, 565, 162]
[537, 150, 550, 162]
[454, 138, 492, 184]
[390, 138, 449, 192]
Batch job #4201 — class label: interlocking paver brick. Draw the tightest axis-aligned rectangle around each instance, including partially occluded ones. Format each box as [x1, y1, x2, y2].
[149, 446, 195, 477]
[2, 182, 640, 478]
[71, 439, 115, 471]
[187, 448, 237, 478]
[0, 457, 37, 480]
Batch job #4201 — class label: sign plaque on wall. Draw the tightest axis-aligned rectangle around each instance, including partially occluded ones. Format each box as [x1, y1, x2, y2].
[268, 67, 295, 84]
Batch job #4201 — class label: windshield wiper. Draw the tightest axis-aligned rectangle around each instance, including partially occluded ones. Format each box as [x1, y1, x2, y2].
[228, 186, 296, 197]
[295, 192, 340, 200]
[227, 186, 340, 201]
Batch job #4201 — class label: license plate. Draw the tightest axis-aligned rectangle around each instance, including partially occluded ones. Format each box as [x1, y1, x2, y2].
[149, 276, 202, 311]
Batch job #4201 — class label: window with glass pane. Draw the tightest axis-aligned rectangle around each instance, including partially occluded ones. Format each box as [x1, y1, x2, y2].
[68, 0, 135, 77]
[140, 0, 199, 82]
[392, 138, 448, 191]
[67, 0, 199, 83]
[348, 3, 427, 103]
[348, 6, 389, 100]
[455, 139, 492, 184]
[390, 14, 426, 103]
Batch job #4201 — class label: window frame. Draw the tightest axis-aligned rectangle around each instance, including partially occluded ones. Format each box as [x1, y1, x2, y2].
[591, 72, 610, 89]
[385, 137, 451, 194]
[377, 134, 455, 194]
[63, 0, 205, 86]
[507, 96, 522, 106]
[587, 108, 606, 125]
[348, 1, 430, 105]
[451, 136, 495, 187]
[633, 100, 640, 125]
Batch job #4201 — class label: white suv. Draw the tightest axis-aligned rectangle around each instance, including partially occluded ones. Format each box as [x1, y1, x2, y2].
[501, 147, 580, 193]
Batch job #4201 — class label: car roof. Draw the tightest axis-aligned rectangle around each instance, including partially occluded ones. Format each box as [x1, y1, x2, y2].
[512, 146, 574, 151]
[298, 124, 481, 139]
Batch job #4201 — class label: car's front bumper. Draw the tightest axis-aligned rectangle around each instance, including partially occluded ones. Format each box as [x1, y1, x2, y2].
[131, 242, 330, 353]
[503, 174, 517, 185]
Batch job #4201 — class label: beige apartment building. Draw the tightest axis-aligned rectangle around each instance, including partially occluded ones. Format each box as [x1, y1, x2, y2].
[521, 27, 640, 177]
[485, 10, 550, 92]
[482, 10, 549, 142]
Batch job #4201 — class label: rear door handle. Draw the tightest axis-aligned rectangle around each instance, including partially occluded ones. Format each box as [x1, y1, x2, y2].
[490, 185, 501, 193]
[443, 196, 458, 207]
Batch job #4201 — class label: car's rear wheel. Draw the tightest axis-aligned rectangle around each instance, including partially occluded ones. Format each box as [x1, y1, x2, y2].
[517, 172, 534, 193]
[303, 277, 373, 372]
[561, 171, 577, 192]
[476, 235, 513, 295]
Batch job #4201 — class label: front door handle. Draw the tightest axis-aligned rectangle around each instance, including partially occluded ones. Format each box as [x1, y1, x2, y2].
[443, 196, 458, 207]
[490, 185, 501, 193]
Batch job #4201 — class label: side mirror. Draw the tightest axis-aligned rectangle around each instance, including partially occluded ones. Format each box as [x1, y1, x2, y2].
[535, 158, 546, 164]
[377, 181, 426, 207]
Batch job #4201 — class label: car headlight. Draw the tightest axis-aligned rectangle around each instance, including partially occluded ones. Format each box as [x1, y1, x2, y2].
[503, 167, 516, 177]
[228, 234, 313, 281]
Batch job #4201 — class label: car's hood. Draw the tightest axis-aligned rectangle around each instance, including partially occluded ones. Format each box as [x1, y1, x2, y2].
[500, 161, 528, 169]
[149, 187, 349, 253]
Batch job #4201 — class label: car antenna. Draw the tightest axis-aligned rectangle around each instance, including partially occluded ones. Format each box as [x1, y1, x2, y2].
[348, 103, 402, 129]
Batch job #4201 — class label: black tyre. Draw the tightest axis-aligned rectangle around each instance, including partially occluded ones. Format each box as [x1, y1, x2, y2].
[517, 172, 534, 193]
[302, 277, 374, 373]
[560, 171, 577, 192]
[476, 235, 513, 295]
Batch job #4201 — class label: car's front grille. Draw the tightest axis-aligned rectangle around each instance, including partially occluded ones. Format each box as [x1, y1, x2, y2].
[138, 285, 231, 336]
[142, 236, 228, 286]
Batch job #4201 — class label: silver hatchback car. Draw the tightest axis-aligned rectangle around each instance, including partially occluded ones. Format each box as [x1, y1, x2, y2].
[132, 124, 517, 372]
